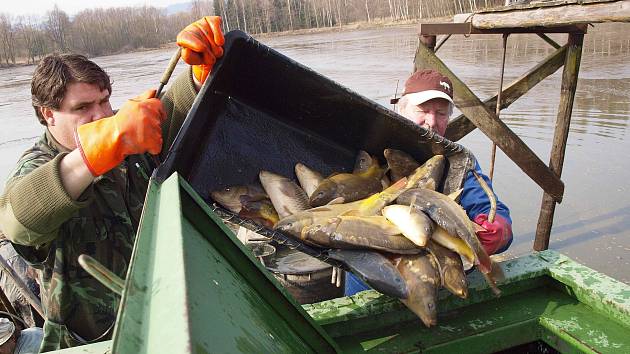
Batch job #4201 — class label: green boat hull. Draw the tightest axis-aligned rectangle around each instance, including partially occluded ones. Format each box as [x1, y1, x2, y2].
[53, 174, 630, 353]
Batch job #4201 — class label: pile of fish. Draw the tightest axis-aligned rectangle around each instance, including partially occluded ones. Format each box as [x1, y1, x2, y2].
[211, 149, 501, 327]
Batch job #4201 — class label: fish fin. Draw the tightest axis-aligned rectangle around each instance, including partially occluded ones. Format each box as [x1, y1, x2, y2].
[483, 271, 502, 297]
[326, 197, 345, 205]
[447, 188, 463, 201]
[489, 259, 505, 282]
[339, 209, 360, 217]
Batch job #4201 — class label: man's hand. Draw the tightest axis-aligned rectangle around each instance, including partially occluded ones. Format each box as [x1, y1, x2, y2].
[176, 16, 225, 85]
[473, 214, 512, 255]
[75, 89, 166, 176]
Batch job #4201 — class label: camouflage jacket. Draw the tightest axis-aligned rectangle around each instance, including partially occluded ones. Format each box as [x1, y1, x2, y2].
[0, 68, 197, 352]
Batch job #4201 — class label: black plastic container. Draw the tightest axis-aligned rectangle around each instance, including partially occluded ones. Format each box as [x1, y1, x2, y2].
[155, 30, 472, 264]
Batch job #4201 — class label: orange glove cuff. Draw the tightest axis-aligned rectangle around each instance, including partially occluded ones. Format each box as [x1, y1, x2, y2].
[75, 118, 124, 177]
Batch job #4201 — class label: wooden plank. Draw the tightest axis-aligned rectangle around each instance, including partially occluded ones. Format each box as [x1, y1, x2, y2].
[445, 45, 567, 141]
[472, 0, 630, 28]
[414, 42, 565, 202]
[534, 33, 584, 251]
[419, 22, 587, 35]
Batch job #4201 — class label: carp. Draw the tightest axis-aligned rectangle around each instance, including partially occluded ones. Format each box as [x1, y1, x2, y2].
[310, 156, 385, 207]
[259, 170, 310, 219]
[384, 148, 420, 182]
[426, 240, 468, 299]
[397, 253, 440, 327]
[238, 198, 280, 229]
[210, 184, 268, 214]
[382, 204, 433, 247]
[327, 249, 409, 299]
[295, 163, 324, 198]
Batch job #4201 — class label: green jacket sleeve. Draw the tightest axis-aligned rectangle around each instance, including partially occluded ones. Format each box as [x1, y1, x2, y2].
[0, 153, 92, 247]
[160, 67, 198, 159]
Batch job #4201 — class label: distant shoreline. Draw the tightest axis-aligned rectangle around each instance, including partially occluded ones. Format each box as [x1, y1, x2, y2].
[0, 18, 444, 69]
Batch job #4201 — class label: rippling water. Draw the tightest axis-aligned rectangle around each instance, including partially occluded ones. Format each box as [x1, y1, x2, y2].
[1, 23, 628, 283]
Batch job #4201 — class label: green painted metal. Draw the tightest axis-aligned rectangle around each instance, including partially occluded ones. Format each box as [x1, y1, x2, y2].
[50, 176, 630, 353]
[110, 173, 339, 354]
[305, 250, 630, 353]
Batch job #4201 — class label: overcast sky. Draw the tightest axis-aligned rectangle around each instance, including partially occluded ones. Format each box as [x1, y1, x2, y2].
[4, 0, 187, 17]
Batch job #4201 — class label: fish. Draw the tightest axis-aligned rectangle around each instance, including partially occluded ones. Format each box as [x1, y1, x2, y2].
[431, 225, 476, 265]
[382, 204, 433, 247]
[295, 163, 324, 198]
[426, 240, 468, 299]
[310, 157, 385, 207]
[300, 216, 421, 254]
[384, 149, 420, 182]
[397, 188, 492, 274]
[326, 249, 408, 299]
[353, 150, 374, 174]
[210, 184, 268, 214]
[274, 199, 364, 237]
[259, 170, 310, 219]
[238, 198, 280, 229]
[412, 155, 446, 191]
[397, 253, 440, 327]
[349, 155, 446, 216]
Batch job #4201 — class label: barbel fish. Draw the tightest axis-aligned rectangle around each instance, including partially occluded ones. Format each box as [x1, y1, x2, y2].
[397, 188, 492, 274]
[327, 249, 409, 299]
[397, 253, 440, 327]
[300, 216, 421, 254]
[426, 240, 468, 299]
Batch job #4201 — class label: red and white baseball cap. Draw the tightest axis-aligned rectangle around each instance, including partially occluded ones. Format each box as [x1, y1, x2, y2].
[392, 69, 454, 105]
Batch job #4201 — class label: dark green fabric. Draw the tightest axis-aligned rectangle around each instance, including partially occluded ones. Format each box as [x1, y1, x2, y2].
[0, 68, 197, 352]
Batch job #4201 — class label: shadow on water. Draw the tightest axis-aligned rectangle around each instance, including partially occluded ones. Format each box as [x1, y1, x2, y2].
[512, 205, 630, 249]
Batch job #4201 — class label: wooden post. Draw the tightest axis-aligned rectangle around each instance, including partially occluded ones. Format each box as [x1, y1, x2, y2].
[534, 33, 584, 251]
[415, 35, 436, 71]
[414, 42, 565, 202]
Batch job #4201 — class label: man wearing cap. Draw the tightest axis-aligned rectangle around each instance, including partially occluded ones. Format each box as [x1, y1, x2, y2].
[345, 69, 513, 296]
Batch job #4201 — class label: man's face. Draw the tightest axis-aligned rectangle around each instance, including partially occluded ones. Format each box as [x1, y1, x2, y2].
[399, 98, 451, 136]
[43, 82, 113, 150]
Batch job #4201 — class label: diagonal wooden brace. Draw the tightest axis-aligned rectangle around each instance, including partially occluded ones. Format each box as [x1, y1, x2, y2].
[415, 42, 564, 203]
[446, 44, 567, 142]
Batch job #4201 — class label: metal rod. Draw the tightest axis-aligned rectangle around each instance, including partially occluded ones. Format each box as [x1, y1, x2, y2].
[78, 254, 124, 296]
[156, 48, 182, 98]
[152, 48, 182, 167]
[434, 34, 452, 52]
[0, 254, 44, 318]
[489, 33, 509, 181]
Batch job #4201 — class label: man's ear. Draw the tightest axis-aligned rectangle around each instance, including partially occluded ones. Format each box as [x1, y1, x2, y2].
[41, 107, 55, 126]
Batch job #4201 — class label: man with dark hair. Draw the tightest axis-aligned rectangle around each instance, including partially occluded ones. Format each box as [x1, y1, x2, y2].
[345, 69, 513, 296]
[0, 16, 224, 351]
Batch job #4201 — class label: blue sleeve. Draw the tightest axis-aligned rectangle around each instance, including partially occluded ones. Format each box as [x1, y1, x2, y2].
[459, 161, 512, 224]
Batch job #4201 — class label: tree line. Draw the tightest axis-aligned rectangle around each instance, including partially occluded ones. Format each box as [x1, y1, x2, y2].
[0, 0, 504, 67]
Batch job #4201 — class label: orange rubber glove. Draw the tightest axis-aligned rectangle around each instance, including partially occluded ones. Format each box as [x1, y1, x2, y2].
[176, 16, 225, 84]
[75, 90, 166, 176]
